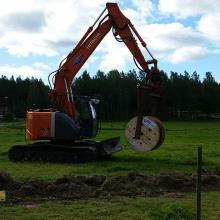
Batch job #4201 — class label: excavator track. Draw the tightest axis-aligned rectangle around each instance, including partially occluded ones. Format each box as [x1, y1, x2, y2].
[8, 137, 122, 163]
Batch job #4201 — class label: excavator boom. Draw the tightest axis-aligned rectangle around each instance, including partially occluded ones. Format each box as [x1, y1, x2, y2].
[50, 2, 158, 120]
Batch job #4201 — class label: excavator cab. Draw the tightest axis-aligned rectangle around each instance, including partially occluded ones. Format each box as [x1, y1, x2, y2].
[74, 96, 99, 138]
[24, 96, 99, 142]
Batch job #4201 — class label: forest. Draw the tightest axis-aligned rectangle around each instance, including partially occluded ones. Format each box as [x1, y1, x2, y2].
[0, 69, 220, 120]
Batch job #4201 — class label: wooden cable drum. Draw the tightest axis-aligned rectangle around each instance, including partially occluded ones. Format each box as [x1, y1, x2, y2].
[125, 116, 165, 151]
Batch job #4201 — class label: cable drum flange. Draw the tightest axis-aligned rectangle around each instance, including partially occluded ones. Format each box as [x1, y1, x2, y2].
[125, 116, 165, 151]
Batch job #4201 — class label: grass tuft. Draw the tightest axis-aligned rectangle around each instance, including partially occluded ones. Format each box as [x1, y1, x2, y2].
[148, 203, 195, 220]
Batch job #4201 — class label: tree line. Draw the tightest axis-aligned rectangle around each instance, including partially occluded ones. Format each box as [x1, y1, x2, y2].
[0, 69, 220, 120]
[0, 76, 50, 118]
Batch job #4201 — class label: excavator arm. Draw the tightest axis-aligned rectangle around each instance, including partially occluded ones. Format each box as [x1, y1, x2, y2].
[49, 2, 159, 119]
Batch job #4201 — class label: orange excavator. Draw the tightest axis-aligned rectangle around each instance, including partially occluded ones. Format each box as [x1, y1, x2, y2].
[8, 2, 165, 162]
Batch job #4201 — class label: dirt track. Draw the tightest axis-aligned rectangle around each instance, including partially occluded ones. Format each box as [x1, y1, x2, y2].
[1, 170, 220, 203]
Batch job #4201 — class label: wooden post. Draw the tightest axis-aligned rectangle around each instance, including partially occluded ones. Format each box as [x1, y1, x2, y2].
[196, 145, 202, 220]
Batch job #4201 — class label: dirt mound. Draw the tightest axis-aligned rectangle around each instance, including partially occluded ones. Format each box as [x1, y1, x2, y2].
[1, 170, 220, 203]
[0, 172, 21, 190]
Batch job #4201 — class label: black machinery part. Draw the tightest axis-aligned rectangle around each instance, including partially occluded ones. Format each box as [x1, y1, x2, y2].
[8, 137, 122, 163]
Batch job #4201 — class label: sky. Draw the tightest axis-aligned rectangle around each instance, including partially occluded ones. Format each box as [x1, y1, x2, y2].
[0, 0, 220, 84]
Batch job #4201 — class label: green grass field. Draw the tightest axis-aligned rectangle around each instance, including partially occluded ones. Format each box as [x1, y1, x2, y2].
[1, 192, 220, 219]
[0, 120, 220, 179]
[0, 120, 220, 219]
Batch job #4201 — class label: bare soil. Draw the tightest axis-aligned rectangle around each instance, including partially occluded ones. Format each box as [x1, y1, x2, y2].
[1, 170, 220, 204]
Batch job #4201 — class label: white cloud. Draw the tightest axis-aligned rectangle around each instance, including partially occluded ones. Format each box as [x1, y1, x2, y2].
[0, 0, 220, 78]
[97, 1, 217, 70]
[2, 11, 46, 32]
[0, 32, 57, 56]
[94, 0, 154, 71]
[135, 22, 211, 64]
[0, 0, 154, 68]
[167, 46, 210, 64]
[197, 13, 220, 45]
[0, 0, 106, 57]
[158, 0, 220, 53]
[94, 8, 213, 70]
[124, 0, 153, 26]
[80, 55, 99, 71]
[98, 33, 133, 72]
[132, 0, 153, 15]
[0, 65, 44, 78]
[89, 56, 99, 63]
[0, 61, 53, 79]
[33, 62, 50, 70]
[140, 23, 206, 53]
[158, 0, 220, 63]
[0, 0, 155, 81]
[158, 0, 220, 18]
